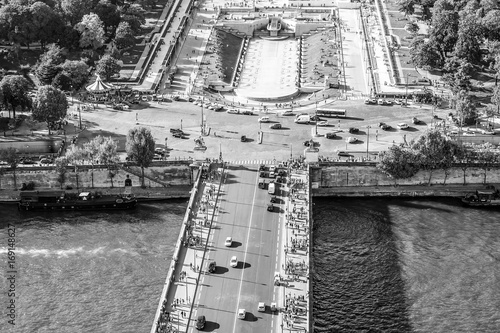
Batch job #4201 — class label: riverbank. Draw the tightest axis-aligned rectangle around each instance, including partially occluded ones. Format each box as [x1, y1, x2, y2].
[0, 185, 193, 203]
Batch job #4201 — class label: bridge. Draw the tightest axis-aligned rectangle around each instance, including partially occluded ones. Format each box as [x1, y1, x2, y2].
[150, 162, 311, 333]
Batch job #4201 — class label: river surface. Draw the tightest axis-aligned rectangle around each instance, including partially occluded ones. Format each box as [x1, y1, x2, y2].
[0, 201, 186, 333]
[312, 197, 500, 333]
[2, 198, 500, 333]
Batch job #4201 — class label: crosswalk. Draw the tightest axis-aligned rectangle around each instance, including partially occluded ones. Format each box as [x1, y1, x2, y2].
[226, 160, 279, 165]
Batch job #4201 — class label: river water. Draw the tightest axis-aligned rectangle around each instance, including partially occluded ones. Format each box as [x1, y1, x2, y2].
[312, 197, 500, 333]
[2, 198, 500, 333]
[0, 201, 186, 333]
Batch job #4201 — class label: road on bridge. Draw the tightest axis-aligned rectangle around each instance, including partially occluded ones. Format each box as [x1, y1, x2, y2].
[189, 165, 286, 333]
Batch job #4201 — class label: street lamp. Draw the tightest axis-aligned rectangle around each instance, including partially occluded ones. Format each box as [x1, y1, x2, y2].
[78, 105, 82, 129]
[366, 126, 370, 159]
[405, 73, 413, 107]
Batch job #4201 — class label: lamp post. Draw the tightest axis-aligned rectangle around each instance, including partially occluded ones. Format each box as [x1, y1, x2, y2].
[366, 126, 370, 159]
[78, 105, 82, 129]
[405, 73, 412, 107]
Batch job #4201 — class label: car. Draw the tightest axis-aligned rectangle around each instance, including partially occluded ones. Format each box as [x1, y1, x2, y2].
[242, 110, 253, 115]
[269, 123, 282, 129]
[258, 302, 266, 312]
[270, 196, 278, 203]
[348, 127, 359, 134]
[172, 95, 180, 101]
[170, 128, 183, 133]
[412, 117, 422, 124]
[173, 131, 184, 138]
[227, 108, 239, 114]
[155, 148, 166, 156]
[346, 136, 358, 143]
[303, 140, 319, 147]
[269, 165, 276, 173]
[317, 120, 329, 126]
[214, 105, 224, 111]
[258, 116, 270, 123]
[309, 115, 322, 122]
[237, 309, 246, 320]
[241, 135, 247, 142]
[281, 110, 294, 116]
[337, 151, 351, 156]
[325, 132, 337, 139]
[259, 164, 266, 171]
[267, 203, 275, 212]
[208, 261, 216, 273]
[196, 315, 206, 329]
[380, 124, 391, 130]
[481, 129, 496, 135]
[270, 302, 277, 312]
[397, 123, 409, 130]
[20, 158, 36, 165]
[39, 158, 52, 165]
[377, 99, 385, 105]
[384, 100, 393, 106]
[225, 237, 233, 247]
[364, 98, 377, 105]
[153, 154, 163, 161]
[230, 256, 238, 267]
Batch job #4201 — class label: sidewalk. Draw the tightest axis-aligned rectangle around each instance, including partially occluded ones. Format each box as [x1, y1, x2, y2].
[277, 166, 311, 332]
[151, 166, 224, 333]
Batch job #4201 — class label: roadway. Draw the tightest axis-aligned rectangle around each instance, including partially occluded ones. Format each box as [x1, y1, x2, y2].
[189, 165, 284, 333]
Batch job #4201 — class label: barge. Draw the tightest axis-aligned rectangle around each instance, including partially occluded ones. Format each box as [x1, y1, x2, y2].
[18, 190, 137, 211]
[462, 186, 500, 207]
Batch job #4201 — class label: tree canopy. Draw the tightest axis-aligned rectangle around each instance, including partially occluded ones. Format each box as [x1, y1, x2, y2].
[126, 126, 155, 187]
[0, 75, 31, 118]
[32, 85, 68, 133]
[95, 54, 121, 81]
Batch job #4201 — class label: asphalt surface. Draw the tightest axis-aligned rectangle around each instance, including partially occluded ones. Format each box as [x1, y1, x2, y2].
[189, 165, 283, 333]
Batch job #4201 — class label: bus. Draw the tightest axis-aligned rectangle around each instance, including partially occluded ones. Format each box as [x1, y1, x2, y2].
[316, 108, 347, 118]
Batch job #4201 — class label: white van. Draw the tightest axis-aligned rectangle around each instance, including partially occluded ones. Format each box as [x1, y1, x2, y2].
[294, 115, 310, 124]
[258, 116, 270, 123]
[268, 182, 276, 194]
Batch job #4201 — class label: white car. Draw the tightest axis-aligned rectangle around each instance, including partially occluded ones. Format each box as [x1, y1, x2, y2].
[258, 302, 266, 312]
[227, 108, 239, 114]
[346, 137, 358, 144]
[230, 256, 238, 267]
[225, 237, 233, 247]
[317, 121, 329, 126]
[258, 116, 270, 123]
[237, 308, 246, 319]
[281, 110, 294, 116]
[481, 129, 496, 135]
[397, 123, 409, 129]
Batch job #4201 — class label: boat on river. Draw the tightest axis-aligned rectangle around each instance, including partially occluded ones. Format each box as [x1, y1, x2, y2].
[18, 190, 137, 211]
[462, 186, 500, 207]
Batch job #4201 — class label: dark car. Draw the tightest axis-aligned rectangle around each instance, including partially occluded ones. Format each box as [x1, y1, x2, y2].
[196, 315, 206, 329]
[241, 135, 247, 142]
[170, 128, 183, 134]
[348, 127, 359, 134]
[208, 261, 216, 273]
[325, 132, 337, 139]
[380, 124, 391, 130]
[258, 178, 266, 189]
[269, 123, 282, 129]
[303, 140, 319, 147]
[309, 115, 322, 122]
[270, 196, 278, 203]
[337, 151, 351, 157]
[242, 110, 253, 115]
[267, 203, 275, 212]
[259, 164, 266, 171]
[172, 131, 184, 138]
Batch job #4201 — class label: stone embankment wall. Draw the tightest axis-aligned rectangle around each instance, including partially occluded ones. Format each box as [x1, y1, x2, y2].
[0, 162, 194, 190]
[311, 162, 500, 189]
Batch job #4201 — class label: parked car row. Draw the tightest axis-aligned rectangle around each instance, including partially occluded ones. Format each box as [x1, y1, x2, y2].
[365, 98, 407, 106]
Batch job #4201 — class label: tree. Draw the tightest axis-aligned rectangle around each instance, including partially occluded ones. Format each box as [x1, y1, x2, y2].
[32, 85, 68, 134]
[60, 0, 92, 26]
[52, 72, 73, 91]
[455, 143, 477, 185]
[0, 147, 20, 189]
[410, 130, 451, 185]
[35, 44, 66, 85]
[0, 75, 31, 119]
[29, 1, 58, 49]
[65, 144, 85, 190]
[120, 4, 146, 33]
[409, 37, 444, 70]
[59, 60, 90, 90]
[455, 93, 478, 126]
[475, 143, 500, 184]
[453, 2, 484, 64]
[428, 0, 459, 60]
[75, 13, 105, 50]
[94, 0, 121, 35]
[377, 144, 420, 185]
[0, 4, 32, 47]
[95, 136, 119, 187]
[126, 126, 155, 187]
[54, 156, 69, 189]
[405, 22, 420, 35]
[95, 54, 120, 81]
[114, 21, 135, 50]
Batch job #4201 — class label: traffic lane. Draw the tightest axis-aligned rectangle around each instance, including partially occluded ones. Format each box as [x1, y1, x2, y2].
[234, 181, 282, 333]
[193, 167, 258, 332]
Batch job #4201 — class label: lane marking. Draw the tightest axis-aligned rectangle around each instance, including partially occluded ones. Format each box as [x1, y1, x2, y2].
[232, 170, 260, 333]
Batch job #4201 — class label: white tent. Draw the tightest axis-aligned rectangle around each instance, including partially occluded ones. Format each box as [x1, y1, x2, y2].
[85, 75, 115, 93]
